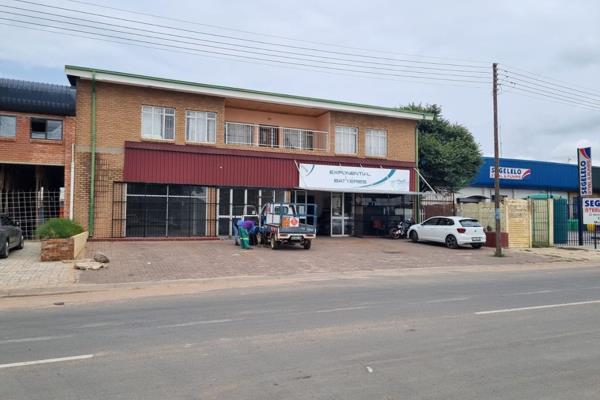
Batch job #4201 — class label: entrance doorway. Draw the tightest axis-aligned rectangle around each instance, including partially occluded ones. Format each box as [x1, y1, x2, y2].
[331, 192, 354, 236]
[294, 190, 354, 236]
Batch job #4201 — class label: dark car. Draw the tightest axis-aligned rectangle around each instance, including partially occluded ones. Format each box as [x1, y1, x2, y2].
[0, 214, 24, 258]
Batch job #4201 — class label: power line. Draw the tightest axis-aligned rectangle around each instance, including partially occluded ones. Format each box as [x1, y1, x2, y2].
[502, 64, 600, 96]
[500, 68, 600, 100]
[502, 88, 600, 112]
[0, 17, 492, 84]
[0, 6, 491, 80]
[499, 75, 600, 108]
[500, 85, 600, 112]
[9, 0, 490, 70]
[0, 21, 491, 91]
[63, 0, 492, 66]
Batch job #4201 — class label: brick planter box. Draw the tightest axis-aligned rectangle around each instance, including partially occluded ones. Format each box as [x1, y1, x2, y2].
[484, 231, 509, 248]
[41, 231, 89, 261]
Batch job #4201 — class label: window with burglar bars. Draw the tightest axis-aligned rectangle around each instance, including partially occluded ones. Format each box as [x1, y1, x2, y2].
[225, 122, 253, 145]
[283, 128, 314, 150]
[116, 183, 210, 238]
[259, 125, 279, 147]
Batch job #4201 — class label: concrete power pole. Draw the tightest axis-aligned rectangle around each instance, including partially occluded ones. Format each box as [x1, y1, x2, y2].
[493, 63, 502, 257]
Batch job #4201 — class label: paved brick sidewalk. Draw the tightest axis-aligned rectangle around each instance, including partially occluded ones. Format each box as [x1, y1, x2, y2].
[82, 238, 554, 285]
[0, 242, 75, 291]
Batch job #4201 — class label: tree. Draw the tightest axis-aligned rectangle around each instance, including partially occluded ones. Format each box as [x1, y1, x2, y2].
[402, 103, 482, 194]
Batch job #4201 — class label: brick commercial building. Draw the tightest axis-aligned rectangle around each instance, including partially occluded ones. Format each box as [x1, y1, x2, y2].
[61, 66, 430, 239]
[0, 79, 76, 237]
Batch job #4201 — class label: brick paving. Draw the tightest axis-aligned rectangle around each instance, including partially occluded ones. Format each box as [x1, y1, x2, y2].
[0, 242, 75, 291]
[81, 237, 553, 285]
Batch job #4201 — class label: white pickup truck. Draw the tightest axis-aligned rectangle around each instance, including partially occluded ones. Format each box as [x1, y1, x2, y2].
[257, 202, 317, 250]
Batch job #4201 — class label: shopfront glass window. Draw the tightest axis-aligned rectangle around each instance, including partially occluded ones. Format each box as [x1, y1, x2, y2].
[360, 194, 414, 236]
[125, 184, 207, 237]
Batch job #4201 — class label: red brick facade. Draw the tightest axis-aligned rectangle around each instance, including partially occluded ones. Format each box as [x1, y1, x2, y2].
[0, 110, 75, 214]
[67, 70, 423, 238]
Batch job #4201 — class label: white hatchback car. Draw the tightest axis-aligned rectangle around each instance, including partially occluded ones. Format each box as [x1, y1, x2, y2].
[407, 216, 486, 249]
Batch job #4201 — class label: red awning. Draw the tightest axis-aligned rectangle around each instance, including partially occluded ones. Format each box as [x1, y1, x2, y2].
[123, 141, 416, 190]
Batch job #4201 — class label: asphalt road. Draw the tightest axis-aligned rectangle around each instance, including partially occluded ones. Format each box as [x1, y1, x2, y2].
[3, 266, 600, 399]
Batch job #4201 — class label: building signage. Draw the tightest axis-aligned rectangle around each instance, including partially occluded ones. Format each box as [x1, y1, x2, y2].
[489, 166, 532, 180]
[578, 147, 593, 196]
[298, 163, 411, 193]
[582, 198, 600, 224]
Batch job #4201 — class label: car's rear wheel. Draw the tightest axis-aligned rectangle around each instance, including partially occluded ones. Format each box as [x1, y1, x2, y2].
[0, 239, 8, 258]
[471, 243, 483, 249]
[409, 230, 419, 242]
[445, 235, 458, 249]
[15, 235, 24, 250]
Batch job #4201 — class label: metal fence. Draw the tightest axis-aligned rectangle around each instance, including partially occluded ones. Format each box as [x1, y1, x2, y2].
[0, 190, 63, 239]
[554, 197, 599, 248]
[420, 193, 455, 221]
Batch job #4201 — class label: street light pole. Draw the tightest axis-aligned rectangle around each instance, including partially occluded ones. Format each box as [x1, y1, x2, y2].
[493, 63, 502, 256]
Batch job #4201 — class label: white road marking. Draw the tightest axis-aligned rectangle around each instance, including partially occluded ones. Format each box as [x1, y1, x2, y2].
[503, 289, 555, 296]
[425, 296, 470, 304]
[0, 335, 73, 344]
[0, 354, 94, 369]
[476, 299, 600, 315]
[76, 322, 122, 329]
[365, 366, 374, 373]
[314, 306, 369, 313]
[156, 318, 238, 328]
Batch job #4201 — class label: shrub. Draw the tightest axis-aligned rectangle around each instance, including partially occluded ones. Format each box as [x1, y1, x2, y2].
[37, 218, 84, 239]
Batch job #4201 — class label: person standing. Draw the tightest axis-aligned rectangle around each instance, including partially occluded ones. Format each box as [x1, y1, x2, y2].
[238, 220, 253, 250]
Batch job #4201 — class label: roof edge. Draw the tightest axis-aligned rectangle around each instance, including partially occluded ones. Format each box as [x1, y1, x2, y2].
[65, 65, 434, 121]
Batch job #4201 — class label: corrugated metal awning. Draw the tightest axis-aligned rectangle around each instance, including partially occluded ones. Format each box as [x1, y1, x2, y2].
[123, 141, 417, 191]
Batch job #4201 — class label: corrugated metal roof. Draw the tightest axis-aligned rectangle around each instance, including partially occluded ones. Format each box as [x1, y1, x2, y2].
[471, 157, 600, 192]
[0, 78, 76, 116]
[65, 65, 433, 121]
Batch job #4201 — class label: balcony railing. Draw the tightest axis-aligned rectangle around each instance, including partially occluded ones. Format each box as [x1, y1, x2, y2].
[225, 122, 328, 152]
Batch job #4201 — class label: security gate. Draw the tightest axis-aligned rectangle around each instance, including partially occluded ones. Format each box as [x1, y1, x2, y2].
[531, 199, 550, 247]
[553, 197, 599, 248]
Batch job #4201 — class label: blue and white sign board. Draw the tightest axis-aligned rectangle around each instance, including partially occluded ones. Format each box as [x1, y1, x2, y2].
[583, 198, 600, 224]
[298, 163, 411, 193]
[489, 166, 531, 180]
[578, 147, 593, 196]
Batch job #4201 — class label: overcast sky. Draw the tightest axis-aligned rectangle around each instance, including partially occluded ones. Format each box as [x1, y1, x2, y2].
[1, 0, 599, 165]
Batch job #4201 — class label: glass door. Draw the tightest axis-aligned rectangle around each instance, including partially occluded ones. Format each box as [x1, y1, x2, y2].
[331, 192, 353, 236]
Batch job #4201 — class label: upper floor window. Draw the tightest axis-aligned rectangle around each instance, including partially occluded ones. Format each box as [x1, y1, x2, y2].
[335, 126, 357, 154]
[283, 128, 314, 151]
[259, 125, 279, 148]
[225, 122, 253, 145]
[141, 105, 175, 140]
[365, 128, 387, 157]
[186, 111, 216, 143]
[0, 115, 16, 138]
[31, 118, 62, 140]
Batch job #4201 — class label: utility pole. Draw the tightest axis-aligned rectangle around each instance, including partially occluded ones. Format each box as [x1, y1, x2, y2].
[492, 63, 502, 256]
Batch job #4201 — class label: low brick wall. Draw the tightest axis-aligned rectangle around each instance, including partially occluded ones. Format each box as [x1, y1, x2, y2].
[40, 231, 89, 261]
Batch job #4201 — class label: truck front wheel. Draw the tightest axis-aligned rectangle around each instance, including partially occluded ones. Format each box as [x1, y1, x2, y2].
[303, 240, 312, 250]
[270, 237, 279, 250]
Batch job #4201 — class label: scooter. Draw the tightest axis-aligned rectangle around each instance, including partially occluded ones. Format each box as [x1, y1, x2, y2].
[389, 218, 415, 239]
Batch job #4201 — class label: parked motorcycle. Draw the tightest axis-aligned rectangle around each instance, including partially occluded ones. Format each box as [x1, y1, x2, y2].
[389, 218, 415, 239]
